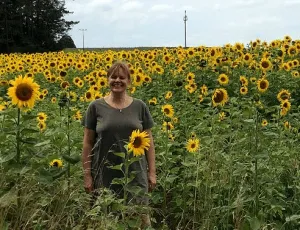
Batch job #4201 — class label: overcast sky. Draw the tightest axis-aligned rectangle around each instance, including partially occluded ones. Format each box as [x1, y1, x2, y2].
[64, 0, 300, 48]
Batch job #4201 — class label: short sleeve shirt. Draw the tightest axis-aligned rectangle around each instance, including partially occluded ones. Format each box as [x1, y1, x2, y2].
[82, 98, 154, 196]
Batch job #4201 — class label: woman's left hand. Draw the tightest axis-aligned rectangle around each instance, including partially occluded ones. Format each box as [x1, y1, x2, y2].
[148, 172, 156, 192]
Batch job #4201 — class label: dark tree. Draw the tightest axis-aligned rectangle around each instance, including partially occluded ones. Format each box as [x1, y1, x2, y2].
[57, 34, 76, 50]
[0, 0, 79, 53]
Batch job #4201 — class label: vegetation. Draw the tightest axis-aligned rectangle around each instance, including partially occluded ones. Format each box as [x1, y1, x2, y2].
[0, 0, 78, 53]
[1, 36, 300, 229]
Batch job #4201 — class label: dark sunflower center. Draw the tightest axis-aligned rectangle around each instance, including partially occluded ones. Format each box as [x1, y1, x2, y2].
[53, 161, 58, 167]
[191, 143, 196, 148]
[283, 102, 289, 108]
[86, 92, 91, 99]
[136, 76, 141, 82]
[260, 81, 267, 89]
[281, 93, 289, 100]
[214, 91, 224, 103]
[100, 81, 105, 86]
[261, 61, 269, 69]
[164, 108, 170, 114]
[221, 77, 226, 82]
[133, 137, 142, 148]
[16, 83, 33, 101]
[62, 82, 69, 88]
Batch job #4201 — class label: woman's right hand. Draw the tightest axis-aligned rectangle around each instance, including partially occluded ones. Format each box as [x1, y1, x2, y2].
[84, 175, 94, 193]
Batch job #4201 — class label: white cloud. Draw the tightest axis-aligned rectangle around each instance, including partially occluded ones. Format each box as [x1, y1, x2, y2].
[64, 0, 300, 48]
[150, 4, 174, 12]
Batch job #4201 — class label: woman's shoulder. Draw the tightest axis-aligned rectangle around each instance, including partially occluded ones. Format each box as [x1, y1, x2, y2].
[88, 98, 106, 108]
[132, 97, 148, 107]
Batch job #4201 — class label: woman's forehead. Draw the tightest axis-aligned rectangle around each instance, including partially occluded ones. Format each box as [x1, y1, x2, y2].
[111, 67, 128, 78]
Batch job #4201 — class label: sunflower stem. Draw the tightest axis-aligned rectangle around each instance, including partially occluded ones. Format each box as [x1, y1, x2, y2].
[193, 152, 200, 230]
[254, 110, 259, 216]
[67, 98, 71, 190]
[123, 152, 129, 206]
[16, 108, 21, 213]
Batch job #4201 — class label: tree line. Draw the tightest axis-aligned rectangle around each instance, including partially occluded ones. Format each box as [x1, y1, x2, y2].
[0, 0, 78, 53]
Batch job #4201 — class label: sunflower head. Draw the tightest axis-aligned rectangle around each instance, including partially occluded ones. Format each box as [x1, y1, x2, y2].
[257, 78, 269, 93]
[127, 129, 151, 157]
[50, 159, 63, 168]
[212, 88, 229, 107]
[7, 75, 40, 109]
[186, 138, 200, 153]
[218, 73, 229, 85]
[161, 104, 174, 118]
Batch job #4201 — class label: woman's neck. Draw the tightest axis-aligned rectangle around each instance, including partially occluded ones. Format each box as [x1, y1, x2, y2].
[109, 92, 128, 102]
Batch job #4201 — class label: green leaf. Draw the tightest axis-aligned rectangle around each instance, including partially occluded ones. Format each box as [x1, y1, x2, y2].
[113, 152, 125, 158]
[108, 164, 124, 171]
[129, 156, 140, 164]
[21, 114, 36, 121]
[34, 140, 51, 147]
[127, 218, 141, 228]
[21, 128, 39, 134]
[249, 216, 261, 230]
[0, 190, 18, 207]
[243, 119, 254, 123]
[53, 169, 67, 180]
[21, 137, 38, 145]
[111, 178, 124, 185]
[62, 154, 81, 164]
[0, 152, 16, 163]
[286, 215, 300, 222]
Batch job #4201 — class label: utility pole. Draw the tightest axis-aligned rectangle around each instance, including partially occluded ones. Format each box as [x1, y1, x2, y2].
[79, 29, 87, 51]
[183, 10, 188, 48]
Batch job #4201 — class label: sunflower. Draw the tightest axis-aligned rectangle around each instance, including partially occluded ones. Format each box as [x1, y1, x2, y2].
[212, 88, 229, 107]
[163, 121, 174, 132]
[201, 85, 208, 96]
[218, 73, 229, 85]
[51, 97, 57, 103]
[85, 90, 94, 102]
[37, 121, 46, 132]
[250, 77, 257, 84]
[291, 71, 299, 78]
[7, 75, 40, 109]
[60, 81, 70, 89]
[165, 91, 173, 100]
[0, 104, 6, 112]
[277, 89, 291, 102]
[281, 100, 291, 112]
[257, 78, 269, 93]
[161, 104, 174, 118]
[127, 129, 151, 157]
[50, 159, 63, 168]
[37, 112, 47, 122]
[219, 112, 226, 121]
[186, 138, 200, 153]
[186, 72, 195, 82]
[261, 119, 268, 127]
[284, 121, 291, 129]
[199, 94, 204, 103]
[260, 58, 272, 71]
[240, 86, 248, 95]
[240, 76, 248, 87]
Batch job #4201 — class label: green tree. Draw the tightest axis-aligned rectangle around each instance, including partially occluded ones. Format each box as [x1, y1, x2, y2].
[0, 0, 78, 53]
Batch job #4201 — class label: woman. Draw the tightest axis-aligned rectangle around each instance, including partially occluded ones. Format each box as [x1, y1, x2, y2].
[81, 61, 156, 227]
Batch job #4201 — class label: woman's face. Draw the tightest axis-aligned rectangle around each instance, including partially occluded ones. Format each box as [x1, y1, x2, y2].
[108, 67, 130, 94]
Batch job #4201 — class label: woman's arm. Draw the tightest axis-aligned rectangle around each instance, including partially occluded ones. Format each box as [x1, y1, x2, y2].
[82, 128, 96, 193]
[145, 129, 156, 191]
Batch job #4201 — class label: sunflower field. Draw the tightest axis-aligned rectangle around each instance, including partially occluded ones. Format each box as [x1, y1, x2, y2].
[1, 36, 300, 230]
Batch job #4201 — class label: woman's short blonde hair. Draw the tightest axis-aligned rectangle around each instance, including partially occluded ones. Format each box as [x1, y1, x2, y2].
[107, 61, 130, 80]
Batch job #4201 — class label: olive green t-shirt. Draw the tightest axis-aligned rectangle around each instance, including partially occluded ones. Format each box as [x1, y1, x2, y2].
[82, 98, 154, 199]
